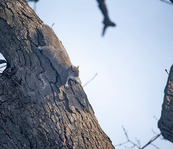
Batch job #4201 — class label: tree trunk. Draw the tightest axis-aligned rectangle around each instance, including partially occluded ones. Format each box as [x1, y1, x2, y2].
[0, 0, 115, 148]
[158, 65, 173, 143]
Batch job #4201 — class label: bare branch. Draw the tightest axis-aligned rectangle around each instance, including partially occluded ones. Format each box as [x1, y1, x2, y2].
[115, 126, 140, 148]
[83, 73, 98, 87]
[135, 138, 141, 147]
[27, 0, 116, 36]
[0, 65, 6, 69]
[151, 143, 160, 149]
[115, 140, 129, 147]
[51, 23, 55, 28]
[153, 115, 159, 121]
[96, 0, 116, 36]
[122, 126, 139, 147]
[165, 69, 169, 75]
[122, 126, 129, 140]
[141, 133, 161, 149]
[116, 126, 162, 149]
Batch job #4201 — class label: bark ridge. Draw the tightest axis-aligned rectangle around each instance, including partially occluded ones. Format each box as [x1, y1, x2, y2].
[158, 65, 173, 143]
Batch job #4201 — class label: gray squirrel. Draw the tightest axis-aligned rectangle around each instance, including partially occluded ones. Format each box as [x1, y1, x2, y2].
[38, 24, 81, 87]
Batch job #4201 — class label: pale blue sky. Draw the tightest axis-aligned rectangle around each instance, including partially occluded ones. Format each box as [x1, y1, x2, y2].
[1, 0, 173, 148]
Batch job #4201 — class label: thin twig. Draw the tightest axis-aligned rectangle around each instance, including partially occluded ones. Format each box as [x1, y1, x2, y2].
[165, 69, 169, 75]
[115, 140, 129, 147]
[153, 115, 159, 121]
[34, 2, 36, 11]
[151, 143, 160, 149]
[83, 73, 98, 87]
[121, 126, 140, 148]
[52, 23, 55, 28]
[0, 65, 6, 69]
[135, 138, 141, 147]
[141, 133, 161, 149]
[116, 126, 161, 149]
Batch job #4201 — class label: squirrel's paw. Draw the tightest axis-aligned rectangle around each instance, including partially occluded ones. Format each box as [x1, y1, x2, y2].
[64, 83, 69, 89]
[38, 46, 42, 51]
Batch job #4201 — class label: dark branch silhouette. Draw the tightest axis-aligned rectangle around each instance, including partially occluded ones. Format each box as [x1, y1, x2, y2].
[27, 0, 116, 36]
[96, 0, 116, 36]
[165, 69, 169, 75]
[141, 133, 161, 149]
[0, 60, 6, 64]
[160, 0, 173, 5]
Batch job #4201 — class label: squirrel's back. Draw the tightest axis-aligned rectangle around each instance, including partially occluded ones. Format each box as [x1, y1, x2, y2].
[41, 24, 72, 67]
[39, 24, 81, 86]
[42, 25, 59, 48]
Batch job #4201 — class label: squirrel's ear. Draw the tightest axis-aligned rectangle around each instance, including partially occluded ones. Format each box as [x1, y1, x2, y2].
[77, 66, 79, 69]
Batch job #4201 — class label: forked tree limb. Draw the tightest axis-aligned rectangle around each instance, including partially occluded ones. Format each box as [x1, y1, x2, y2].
[116, 126, 161, 149]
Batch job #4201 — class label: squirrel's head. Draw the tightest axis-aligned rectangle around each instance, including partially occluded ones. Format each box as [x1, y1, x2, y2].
[69, 65, 79, 77]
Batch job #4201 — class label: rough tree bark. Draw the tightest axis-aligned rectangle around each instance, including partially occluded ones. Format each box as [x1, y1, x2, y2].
[0, 0, 115, 148]
[158, 65, 173, 143]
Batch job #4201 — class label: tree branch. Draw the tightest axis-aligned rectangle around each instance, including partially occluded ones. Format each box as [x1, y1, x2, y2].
[83, 73, 98, 87]
[96, 0, 116, 36]
[141, 133, 161, 149]
[160, 0, 173, 5]
[116, 126, 161, 149]
[27, 0, 116, 36]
